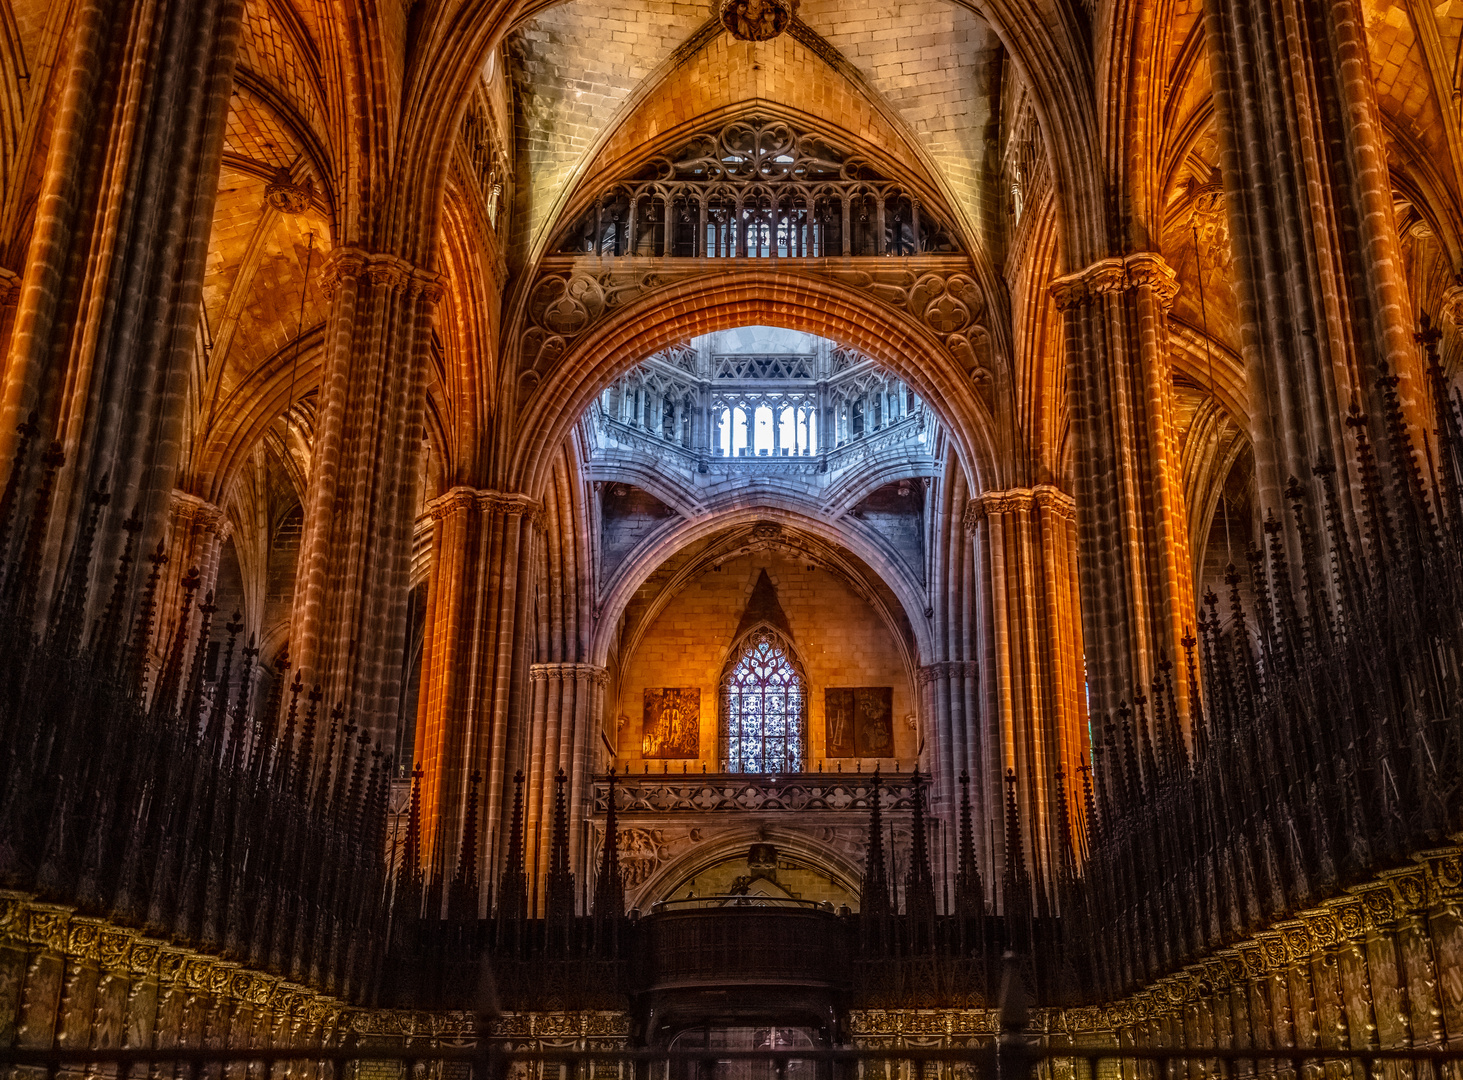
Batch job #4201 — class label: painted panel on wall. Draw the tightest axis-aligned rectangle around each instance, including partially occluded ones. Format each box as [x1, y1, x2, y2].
[643, 688, 700, 758]
[825, 686, 894, 757]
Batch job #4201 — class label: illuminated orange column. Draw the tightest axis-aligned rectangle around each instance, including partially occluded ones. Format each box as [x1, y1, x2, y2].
[967, 485, 1088, 894]
[413, 487, 538, 913]
[1051, 254, 1196, 725]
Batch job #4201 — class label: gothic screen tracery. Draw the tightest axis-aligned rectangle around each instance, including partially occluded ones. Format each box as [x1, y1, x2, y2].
[555, 118, 960, 258]
[720, 628, 808, 773]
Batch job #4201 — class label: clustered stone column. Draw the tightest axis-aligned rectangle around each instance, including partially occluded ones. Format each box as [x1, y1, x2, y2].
[288, 249, 444, 744]
[1203, 0, 1425, 516]
[0, 0, 246, 617]
[151, 489, 232, 673]
[1052, 253, 1195, 724]
[965, 485, 1087, 896]
[526, 662, 609, 911]
[413, 487, 540, 910]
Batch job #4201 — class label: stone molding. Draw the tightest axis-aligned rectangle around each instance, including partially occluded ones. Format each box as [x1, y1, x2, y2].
[962, 484, 1076, 533]
[529, 661, 609, 686]
[1049, 252, 1179, 313]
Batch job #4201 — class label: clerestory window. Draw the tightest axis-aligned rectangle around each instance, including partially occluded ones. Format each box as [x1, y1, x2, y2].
[720, 628, 807, 773]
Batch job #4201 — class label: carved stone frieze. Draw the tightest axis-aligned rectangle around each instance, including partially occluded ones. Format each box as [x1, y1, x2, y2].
[518, 256, 994, 408]
[592, 774, 920, 814]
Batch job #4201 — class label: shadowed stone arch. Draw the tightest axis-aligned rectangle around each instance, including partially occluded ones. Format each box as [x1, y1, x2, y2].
[590, 507, 925, 681]
[621, 822, 869, 911]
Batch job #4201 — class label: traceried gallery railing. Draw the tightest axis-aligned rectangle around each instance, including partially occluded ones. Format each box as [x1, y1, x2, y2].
[593, 342, 928, 467]
[555, 120, 961, 258]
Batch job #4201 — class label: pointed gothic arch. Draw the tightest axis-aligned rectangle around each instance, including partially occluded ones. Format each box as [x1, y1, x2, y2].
[719, 624, 809, 774]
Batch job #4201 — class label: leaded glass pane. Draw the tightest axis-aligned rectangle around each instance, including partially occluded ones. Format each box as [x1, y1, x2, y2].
[721, 629, 807, 773]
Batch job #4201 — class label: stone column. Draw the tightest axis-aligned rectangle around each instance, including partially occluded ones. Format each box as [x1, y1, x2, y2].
[288, 249, 443, 742]
[1052, 254, 1196, 723]
[966, 484, 1088, 893]
[153, 490, 232, 670]
[0, 0, 246, 617]
[1203, 0, 1426, 516]
[526, 661, 608, 911]
[413, 487, 539, 910]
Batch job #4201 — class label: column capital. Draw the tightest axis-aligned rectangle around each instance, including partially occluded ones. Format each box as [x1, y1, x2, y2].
[529, 662, 609, 686]
[169, 489, 232, 540]
[963, 485, 1075, 532]
[916, 660, 978, 685]
[319, 246, 444, 303]
[1049, 252, 1179, 312]
[422, 486, 541, 523]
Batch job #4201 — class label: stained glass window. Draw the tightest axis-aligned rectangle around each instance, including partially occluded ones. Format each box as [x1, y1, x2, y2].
[721, 628, 807, 773]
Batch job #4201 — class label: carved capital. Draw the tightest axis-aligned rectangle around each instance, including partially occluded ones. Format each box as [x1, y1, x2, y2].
[422, 487, 542, 524]
[424, 486, 480, 521]
[966, 485, 1074, 531]
[917, 660, 978, 685]
[169, 489, 232, 540]
[1050, 252, 1179, 312]
[961, 499, 984, 533]
[530, 662, 609, 687]
[1033, 484, 1077, 522]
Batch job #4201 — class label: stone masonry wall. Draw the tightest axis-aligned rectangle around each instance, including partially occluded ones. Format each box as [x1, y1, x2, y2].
[613, 550, 918, 772]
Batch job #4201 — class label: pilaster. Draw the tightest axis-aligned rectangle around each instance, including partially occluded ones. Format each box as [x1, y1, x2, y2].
[153, 490, 233, 671]
[526, 662, 610, 910]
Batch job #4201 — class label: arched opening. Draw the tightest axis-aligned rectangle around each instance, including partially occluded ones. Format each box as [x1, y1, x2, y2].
[720, 626, 808, 774]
